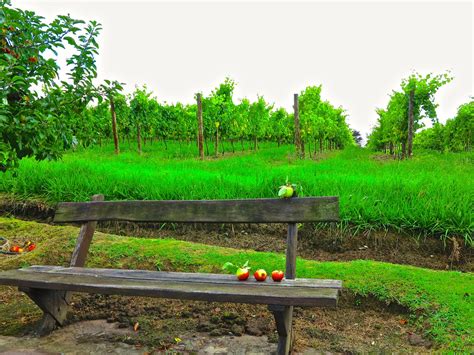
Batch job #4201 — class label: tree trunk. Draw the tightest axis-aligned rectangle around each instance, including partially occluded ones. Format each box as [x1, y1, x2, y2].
[401, 141, 406, 160]
[215, 127, 219, 157]
[241, 138, 244, 152]
[319, 137, 323, 152]
[407, 89, 415, 158]
[254, 136, 258, 151]
[109, 97, 120, 154]
[205, 139, 210, 156]
[389, 142, 394, 155]
[293, 94, 302, 158]
[231, 139, 235, 153]
[137, 125, 142, 155]
[196, 93, 204, 160]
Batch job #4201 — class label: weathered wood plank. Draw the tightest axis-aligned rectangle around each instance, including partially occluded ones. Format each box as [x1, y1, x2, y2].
[70, 194, 104, 267]
[19, 287, 69, 326]
[286, 223, 298, 279]
[22, 266, 343, 289]
[269, 304, 294, 355]
[0, 270, 339, 307]
[53, 197, 339, 223]
[271, 223, 298, 354]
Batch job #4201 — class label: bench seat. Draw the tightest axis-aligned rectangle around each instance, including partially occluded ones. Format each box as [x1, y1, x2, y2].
[0, 265, 342, 307]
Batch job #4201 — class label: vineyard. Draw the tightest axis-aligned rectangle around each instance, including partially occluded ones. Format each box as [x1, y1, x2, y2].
[0, 1, 473, 353]
[81, 81, 355, 158]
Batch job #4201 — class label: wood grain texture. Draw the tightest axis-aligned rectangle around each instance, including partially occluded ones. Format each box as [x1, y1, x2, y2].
[269, 304, 294, 355]
[19, 287, 68, 325]
[285, 223, 298, 279]
[53, 197, 339, 223]
[23, 266, 343, 289]
[69, 194, 104, 267]
[0, 268, 340, 307]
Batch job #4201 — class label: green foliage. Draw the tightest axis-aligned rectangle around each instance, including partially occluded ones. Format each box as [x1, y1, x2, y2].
[76, 78, 354, 157]
[415, 100, 473, 152]
[0, 0, 101, 170]
[367, 72, 453, 156]
[299, 85, 355, 154]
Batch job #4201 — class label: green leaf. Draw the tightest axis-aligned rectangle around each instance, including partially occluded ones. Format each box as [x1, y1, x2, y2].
[64, 36, 77, 46]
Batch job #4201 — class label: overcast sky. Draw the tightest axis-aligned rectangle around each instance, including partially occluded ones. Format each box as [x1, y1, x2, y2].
[19, 1, 473, 140]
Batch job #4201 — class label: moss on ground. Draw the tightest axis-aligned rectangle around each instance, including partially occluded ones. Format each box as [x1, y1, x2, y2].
[0, 217, 472, 351]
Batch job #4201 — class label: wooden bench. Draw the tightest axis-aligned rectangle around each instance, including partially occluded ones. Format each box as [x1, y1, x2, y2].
[0, 195, 341, 354]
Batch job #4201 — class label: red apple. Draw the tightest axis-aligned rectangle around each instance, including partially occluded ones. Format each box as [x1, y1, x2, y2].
[271, 270, 284, 282]
[236, 267, 250, 281]
[254, 269, 267, 282]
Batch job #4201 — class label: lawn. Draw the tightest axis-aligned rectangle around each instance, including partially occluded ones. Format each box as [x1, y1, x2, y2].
[0, 217, 472, 351]
[0, 143, 472, 243]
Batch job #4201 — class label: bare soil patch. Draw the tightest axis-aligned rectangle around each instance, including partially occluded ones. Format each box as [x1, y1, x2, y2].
[0, 289, 431, 354]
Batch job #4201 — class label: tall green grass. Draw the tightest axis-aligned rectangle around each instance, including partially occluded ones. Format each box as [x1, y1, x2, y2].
[0, 142, 472, 243]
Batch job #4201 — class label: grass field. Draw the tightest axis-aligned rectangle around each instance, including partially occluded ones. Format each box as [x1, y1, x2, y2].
[0, 142, 472, 243]
[0, 217, 472, 351]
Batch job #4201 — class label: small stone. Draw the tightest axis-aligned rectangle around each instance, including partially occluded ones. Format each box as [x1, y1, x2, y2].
[245, 325, 263, 336]
[197, 321, 215, 332]
[408, 332, 425, 346]
[181, 311, 192, 318]
[230, 324, 244, 336]
[210, 328, 223, 336]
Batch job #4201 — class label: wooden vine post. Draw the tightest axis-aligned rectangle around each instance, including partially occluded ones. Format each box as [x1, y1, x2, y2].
[293, 93, 302, 158]
[109, 97, 120, 155]
[196, 93, 204, 160]
[215, 122, 219, 158]
[407, 89, 415, 159]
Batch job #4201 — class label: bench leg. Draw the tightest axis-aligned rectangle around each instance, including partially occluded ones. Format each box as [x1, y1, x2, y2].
[269, 304, 294, 355]
[20, 287, 70, 336]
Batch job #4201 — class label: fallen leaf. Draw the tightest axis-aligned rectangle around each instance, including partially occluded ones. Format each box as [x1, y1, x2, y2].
[133, 322, 139, 331]
[399, 319, 408, 325]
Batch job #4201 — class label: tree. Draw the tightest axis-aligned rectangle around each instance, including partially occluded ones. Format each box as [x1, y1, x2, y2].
[368, 72, 452, 158]
[352, 130, 363, 146]
[130, 86, 154, 154]
[414, 100, 473, 152]
[248, 96, 272, 150]
[0, 0, 101, 170]
[299, 85, 354, 156]
[98, 80, 124, 154]
[402, 72, 452, 158]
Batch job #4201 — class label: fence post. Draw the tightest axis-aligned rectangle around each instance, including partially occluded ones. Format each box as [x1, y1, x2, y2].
[294, 93, 302, 158]
[197, 93, 204, 160]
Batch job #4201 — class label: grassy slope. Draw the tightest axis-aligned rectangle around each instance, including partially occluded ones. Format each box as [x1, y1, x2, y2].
[0, 217, 472, 351]
[0, 143, 472, 242]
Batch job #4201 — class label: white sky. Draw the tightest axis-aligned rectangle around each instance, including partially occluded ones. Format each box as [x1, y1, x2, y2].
[18, 0, 474, 140]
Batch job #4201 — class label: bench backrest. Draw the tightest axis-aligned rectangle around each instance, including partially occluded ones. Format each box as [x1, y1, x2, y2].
[55, 195, 339, 280]
[54, 197, 339, 223]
